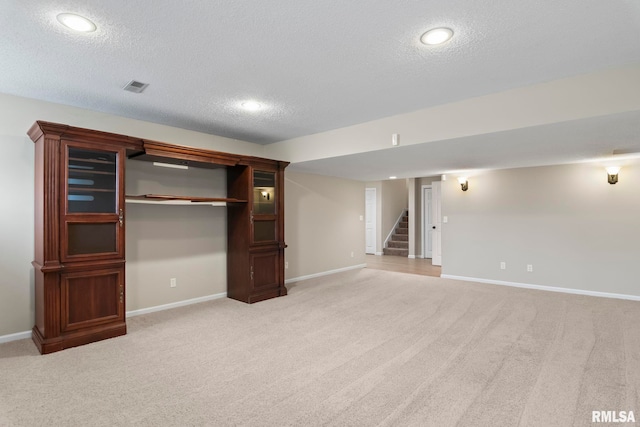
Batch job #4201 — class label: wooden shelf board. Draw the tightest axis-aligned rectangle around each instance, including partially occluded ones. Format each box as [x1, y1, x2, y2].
[125, 194, 247, 206]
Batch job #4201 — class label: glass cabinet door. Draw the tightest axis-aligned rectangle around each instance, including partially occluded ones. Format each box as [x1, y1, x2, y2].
[62, 143, 124, 261]
[252, 170, 277, 243]
[67, 147, 117, 213]
[253, 170, 275, 215]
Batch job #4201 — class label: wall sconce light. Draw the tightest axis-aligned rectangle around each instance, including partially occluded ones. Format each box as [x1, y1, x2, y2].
[458, 177, 469, 191]
[606, 166, 620, 184]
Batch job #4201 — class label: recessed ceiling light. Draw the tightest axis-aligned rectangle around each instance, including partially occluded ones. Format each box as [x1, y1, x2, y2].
[420, 27, 453, 45]
[240, 100, 262, 111]
[56, 13, 97, 32]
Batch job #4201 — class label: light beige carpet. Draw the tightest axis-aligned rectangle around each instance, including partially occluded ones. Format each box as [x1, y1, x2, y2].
[1, 268, 639, 427]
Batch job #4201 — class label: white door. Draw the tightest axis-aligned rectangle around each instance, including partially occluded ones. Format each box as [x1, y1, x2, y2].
[422, 186, 433, 258]
[365, 188, 376, 254]
[431, 181, 442, 266]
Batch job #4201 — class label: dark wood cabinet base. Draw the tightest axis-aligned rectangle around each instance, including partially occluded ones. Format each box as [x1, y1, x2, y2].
[230, 286, 288, 304]
[32, 322, 126, 355]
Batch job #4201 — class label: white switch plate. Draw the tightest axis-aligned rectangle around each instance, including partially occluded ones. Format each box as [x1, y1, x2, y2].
[285, 262, 289, 269]
[392, 133, 399, 146]
[527, 264, 533, 272]
[500, 262, 506, 270]
[170, 278, 177, 288]
[443, 216, 448, 223]
[359, 215, 363, 221]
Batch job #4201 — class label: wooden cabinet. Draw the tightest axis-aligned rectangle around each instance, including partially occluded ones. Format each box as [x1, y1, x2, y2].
[227, 163, 288, 303]
[28, 122, 136, 354]
[28, 121, 288, 353]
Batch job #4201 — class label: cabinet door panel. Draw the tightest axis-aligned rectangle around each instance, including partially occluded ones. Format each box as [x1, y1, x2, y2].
[66, 146, 118, 214]
[251, 251, 280, 291]
[253, 220, 276, 242]
[67, 222, 118, 255]
[253, 170, 276, 215]
[61, 141, 125, 262]
[61, 268, 124, 333]
[251, 169, 278, 244]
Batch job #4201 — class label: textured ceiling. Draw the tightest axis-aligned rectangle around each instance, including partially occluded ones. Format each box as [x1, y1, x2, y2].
[2, 0, 639, 145]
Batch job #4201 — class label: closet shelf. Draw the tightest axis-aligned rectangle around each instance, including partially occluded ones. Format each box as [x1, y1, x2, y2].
[125, 194, 247, 206]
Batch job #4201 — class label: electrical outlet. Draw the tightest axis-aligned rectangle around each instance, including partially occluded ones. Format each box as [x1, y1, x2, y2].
[170, 278, 177, 288]
[351, 251, 355, 258]
[285, 262, 289, 269]
[500, 262, 506, 270]
[527, 264, 533, 272]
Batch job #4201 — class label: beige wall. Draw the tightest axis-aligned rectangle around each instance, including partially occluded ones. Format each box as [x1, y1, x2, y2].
[285, 171, 366, 279]
[125, 161, 228, 310]
[0, 93, 263, 157]
[441, 160, 640, 296]
[0, 133, 34, 337]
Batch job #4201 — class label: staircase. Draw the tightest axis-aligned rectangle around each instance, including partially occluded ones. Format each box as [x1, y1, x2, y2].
[383, 212, 408, 257]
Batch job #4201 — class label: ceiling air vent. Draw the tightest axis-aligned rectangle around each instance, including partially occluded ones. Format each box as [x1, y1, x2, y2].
[123, 80, 149, 93]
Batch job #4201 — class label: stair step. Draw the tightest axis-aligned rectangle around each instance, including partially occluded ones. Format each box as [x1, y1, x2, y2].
[395, 226, 408, 235]
[383, 247, 409, 257]
[393, 234, 408, 242]
[388, 240, 408, 249]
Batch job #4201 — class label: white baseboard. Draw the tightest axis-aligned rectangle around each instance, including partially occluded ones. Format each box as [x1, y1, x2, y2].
[0, 330, 32, 344]
[0, 293, 229, 345]
[126, 292, 227, 318]
[408, 255, 416, 259]
[375, 252, 383, 256]
[441, 274, 640, 301]
[285, 264, 366, 284]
